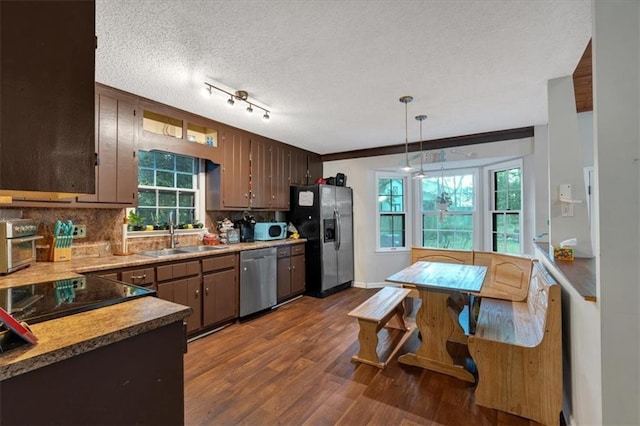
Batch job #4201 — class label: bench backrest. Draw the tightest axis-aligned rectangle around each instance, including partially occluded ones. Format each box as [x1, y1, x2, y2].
[528, 260, 559, 340]
[411, 247, 474, 265]
[475, 251, 533, 302]
[411, 248, 533, 302]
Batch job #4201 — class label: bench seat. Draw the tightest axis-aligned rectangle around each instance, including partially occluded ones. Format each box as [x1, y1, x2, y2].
[468, 261, 562, 425]
[348, 286, 413, 368]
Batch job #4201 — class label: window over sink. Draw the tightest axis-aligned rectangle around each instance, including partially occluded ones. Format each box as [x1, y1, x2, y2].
[134, 151, 205, 230]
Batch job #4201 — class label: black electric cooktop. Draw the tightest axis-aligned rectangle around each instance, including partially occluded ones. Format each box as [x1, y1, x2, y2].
[0, 275, 155, 325]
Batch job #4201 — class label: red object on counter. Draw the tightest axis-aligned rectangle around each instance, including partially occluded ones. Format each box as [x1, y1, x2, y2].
[0, 307, 38, 344]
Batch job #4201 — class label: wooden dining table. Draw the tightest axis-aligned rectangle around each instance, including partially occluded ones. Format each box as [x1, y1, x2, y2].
[386, 261, 488, 383]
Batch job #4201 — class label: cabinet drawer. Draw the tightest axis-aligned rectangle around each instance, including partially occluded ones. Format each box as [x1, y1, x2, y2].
[276, 246, 291, 258]
[156, 261, 200, 282]
[202, 254, 237, 273]
[291, 244, 305, 256]
[120, 268, 155, 287]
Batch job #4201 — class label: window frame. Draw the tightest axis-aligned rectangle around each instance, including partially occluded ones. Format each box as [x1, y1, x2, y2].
[375, 171, 411, 253]
[484, 159, 523, 254]
[414, 167, 480, 250]
[131, 150, 206, 234]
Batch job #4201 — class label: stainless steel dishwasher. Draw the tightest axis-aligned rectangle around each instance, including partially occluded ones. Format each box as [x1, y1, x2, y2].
[239, 247, 277, 317]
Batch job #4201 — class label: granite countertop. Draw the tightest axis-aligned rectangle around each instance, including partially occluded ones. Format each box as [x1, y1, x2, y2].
[1, 238, 306, 289]
[0, 296, 191, 381]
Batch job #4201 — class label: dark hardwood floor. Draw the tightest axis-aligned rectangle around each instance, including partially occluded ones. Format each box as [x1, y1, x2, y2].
[184, 287, 538, 425]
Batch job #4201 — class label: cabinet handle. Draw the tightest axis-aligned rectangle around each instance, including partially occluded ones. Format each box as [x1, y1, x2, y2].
[291, 266, 295, 270]
[131, 274, 146, 281]
[288, 266, 291, 271]
[244, 193, 249, 198]
[195, 289, 199, 297]
[205, 287, 210, 296]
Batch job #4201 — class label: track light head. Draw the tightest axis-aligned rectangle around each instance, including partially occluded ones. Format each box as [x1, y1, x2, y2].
[246, 104, 253, 113]
[263, 111, 270, 121]
[227, 96, 235, 106]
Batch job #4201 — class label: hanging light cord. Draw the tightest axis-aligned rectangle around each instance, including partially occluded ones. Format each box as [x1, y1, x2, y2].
[399, 96, 413, 171]
[414, 115, 427, 177]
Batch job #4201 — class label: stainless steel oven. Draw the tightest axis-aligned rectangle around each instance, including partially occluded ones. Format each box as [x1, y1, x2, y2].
[0, 219, 41, 274]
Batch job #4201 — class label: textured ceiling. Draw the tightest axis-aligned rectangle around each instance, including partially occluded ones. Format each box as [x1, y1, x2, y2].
[95, 0, 592, 155]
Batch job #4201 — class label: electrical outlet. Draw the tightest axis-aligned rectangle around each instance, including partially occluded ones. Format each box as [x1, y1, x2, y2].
[73, 224, 87, 239]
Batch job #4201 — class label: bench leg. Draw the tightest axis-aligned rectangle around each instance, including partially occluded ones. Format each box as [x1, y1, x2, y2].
[351, 319, 382, 368]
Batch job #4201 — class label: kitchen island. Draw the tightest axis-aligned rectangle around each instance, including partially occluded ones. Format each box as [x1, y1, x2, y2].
[0, 296, 191, 425]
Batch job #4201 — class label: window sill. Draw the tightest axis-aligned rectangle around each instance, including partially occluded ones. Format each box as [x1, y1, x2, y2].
[127, 229, 207, 239]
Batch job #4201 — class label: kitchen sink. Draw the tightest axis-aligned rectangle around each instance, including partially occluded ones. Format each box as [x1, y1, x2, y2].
[138, 248, 189, 257]
[178, 245, 230, 252]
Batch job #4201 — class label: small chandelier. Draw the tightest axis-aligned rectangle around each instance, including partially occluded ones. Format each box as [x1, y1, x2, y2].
[399, 96, 414, 172]
[205, 82, 271, 121]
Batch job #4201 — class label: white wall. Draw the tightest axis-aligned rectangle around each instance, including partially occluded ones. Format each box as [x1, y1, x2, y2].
[548, 76, 593, 258]
[323, 138, 533, 288]
[592, 1, 640, 424]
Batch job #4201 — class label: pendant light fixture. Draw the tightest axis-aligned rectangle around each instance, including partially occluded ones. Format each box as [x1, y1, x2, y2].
[413, 114, 428, 179]
[399, 96, 414, 172]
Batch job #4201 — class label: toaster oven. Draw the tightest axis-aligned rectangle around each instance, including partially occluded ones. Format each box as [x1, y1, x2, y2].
[253, 222, 287, 241]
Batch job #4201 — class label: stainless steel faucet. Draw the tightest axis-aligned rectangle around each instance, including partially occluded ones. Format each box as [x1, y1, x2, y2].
[169, 212, 176, 248]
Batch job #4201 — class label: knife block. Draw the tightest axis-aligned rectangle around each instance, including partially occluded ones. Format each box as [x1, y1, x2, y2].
[49, 236, 72, 262]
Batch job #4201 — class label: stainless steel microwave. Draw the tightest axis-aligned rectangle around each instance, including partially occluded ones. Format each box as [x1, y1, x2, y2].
[253, 222, 287, 241]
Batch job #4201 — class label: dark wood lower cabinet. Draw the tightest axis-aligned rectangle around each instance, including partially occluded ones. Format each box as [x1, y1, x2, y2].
[277, 244, 306, 302]
[203, 268, 237, 327]
[0, 321, 186, 426]
[158, 276, 202, 333]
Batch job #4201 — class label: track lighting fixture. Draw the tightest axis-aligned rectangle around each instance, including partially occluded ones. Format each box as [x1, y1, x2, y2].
[399, 96, 414, 172]
[204, 82, 271, 121]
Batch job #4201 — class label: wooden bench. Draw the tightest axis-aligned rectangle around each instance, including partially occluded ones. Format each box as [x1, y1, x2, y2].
[468, 261, 562, 425]
[348, 286, 413, 368]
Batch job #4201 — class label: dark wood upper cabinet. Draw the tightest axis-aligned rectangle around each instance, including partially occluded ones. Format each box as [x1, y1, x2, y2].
[0, 0, 96, 195]
[78, 85, 137, 205]
[289, 147, 308, 186]
[250, 135, 273, 209]
[307, 153, 323, 184]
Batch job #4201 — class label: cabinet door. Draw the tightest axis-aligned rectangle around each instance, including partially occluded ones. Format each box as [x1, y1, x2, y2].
[186, 277, 202, 333]
[307, 153, 323, 185]
[277, 256, 291, 300]
[289, 148, 308, 186]
[156, 282, 175, 303]
[250, 136, 272, 208]
[79, 91, 136, 204]
[272, 143, 290, 210]
[291, 254, 306, 294]
[0, 0, 95, 194]
[222, 129, 250, 208]
[202, 269, 238, 327]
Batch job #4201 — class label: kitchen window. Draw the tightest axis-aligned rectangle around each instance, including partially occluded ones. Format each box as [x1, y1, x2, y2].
[417, 170, 476, 250]
[136, 151, 204, 227]
[488, 161, 522, 254]
[376, 172, 409, 251]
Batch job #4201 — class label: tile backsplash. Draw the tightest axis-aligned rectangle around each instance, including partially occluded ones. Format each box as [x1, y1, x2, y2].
[4, 207, 279, 260]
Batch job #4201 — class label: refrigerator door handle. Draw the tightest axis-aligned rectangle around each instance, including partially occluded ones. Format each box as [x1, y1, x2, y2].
[334, 209, 341, 250]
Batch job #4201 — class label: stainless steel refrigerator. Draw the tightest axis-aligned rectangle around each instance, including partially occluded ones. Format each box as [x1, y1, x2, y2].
[289, 184, 354, 297]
